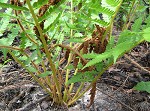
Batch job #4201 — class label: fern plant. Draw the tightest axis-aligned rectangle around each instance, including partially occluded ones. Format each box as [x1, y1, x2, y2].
[0, 0, 149, 107]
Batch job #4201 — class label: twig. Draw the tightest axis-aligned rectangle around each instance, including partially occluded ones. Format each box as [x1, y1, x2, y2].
[52, 44, 88, 64]
[8, 90, 26, 109]
[0, 83, 39, 92]
[114, 74, 130, 93]
[96, 87, 136, 111]
[15, 95, 49, 111]
[124, 54, 150, 74]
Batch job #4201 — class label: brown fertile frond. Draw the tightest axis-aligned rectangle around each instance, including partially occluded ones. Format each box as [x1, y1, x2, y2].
[65, 49, 70, 60]
[32, 0, 62, 49]
[87, 82, 96, 108]
[38, 4, 50, 17]
[33, 21, 45, 35]
[82, 41, 89, 54]
[10, 0, 25, 14]
[48, 0, 61, 5]
[90, 25, 107, 54]
[60, 25, 108, 71]
[54, 44, 88, 65]
[73, 54, 79, 68]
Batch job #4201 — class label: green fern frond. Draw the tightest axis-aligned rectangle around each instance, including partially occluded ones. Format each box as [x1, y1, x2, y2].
[83, 52, 111, 69]
[131, 17, 143, 31]
[143, 27, 150, 42]
[83, 53, 99, 59]
[67, 71, 97, 85]
[106, 0, 120, 7]
[143, 15, 150, 29]
[0, 12, 34, 25]
[0, 9, 12, 35]
[33, 0, 49, 9]
[82, 0, 123, 27]
[38, 0, 66, 22]
[99, 6, 115, 16]
[44, 12, 62, 33]
[0, 2, 29, 11]
[91, 18, 109, 26]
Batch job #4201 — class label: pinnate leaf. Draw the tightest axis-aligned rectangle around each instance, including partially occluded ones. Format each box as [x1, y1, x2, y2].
[38, 71, 52, 77]
[0, 2, 28, 11]
[134, 81, 150, 93]
[83, 53, 99, 59]
[33, 0, 49, 9]
[67, 71, 96, 85]
[106, 0, 120, 7]
[143, 27, 150, 42]
[132, 17, 143, 32]
[38, 0, 66, 22]
[113, 41, 132, 63]
[27, 66, 37, 73]
[83, 52, 110, 69]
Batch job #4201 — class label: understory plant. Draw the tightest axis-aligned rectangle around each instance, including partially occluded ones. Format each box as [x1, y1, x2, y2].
[0, 0, 150, 107]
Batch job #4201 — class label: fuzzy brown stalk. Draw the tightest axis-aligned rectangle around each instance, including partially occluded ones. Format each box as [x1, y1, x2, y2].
[87, 82, 96, 108]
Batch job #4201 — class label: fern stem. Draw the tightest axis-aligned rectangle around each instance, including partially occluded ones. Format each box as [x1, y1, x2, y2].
[26, 0, 62, 103]
[122, 0, 136, 30]
[71, 82, 84, 101]
[68, 68, 78, 93]
[0, 45, 43, 75]
[63, 0, 74, 102]
[21, 11, 32, 30]
[52, 44, 87, 64]
[2, 46, 52, 91]
[126, 2, 139, 29]
[22, 52, 42, 74]
[68, 63, 112, 106]
[0, 45, 21, 51]
[14, 10, 38, 45]
[19, 10, 49, 79]
[8, 50, 52, 97]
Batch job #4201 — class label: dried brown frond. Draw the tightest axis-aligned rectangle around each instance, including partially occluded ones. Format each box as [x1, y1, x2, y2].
[82, 41, 89, 54]
[38, 4, 50, 17]
[73, 54, 79, 68]
[48, 0, 61, 5]
[33, 21, 49, 43]
[87, 82, 96, 108]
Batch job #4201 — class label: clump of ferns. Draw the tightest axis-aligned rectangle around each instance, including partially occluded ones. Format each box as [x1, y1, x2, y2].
[0, 0, 130, 107]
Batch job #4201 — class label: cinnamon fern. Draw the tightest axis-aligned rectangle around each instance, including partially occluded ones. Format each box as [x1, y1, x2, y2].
[0, 0, 149, 108]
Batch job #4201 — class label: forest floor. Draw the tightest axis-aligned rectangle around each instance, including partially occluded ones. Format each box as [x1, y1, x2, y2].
[0, 29, 150, 111]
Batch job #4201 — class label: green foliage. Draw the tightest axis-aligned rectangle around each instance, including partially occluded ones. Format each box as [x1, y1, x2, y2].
[0, 9, 12, 35]
[38, 0, 67, 22]
[38, 71, 52, 77]
[83, 52, 110, 69]
[131, 17, 143, 31]
[144, 15, 150, 29]
[0, 2, 28, 11]
[26, 66, 37, 73]
[67, 71, 97, 85]
[134, 81, 150, 93]
[0, 0, 149, 107]
[106, 0, 120, 7]
[0, 58, 11, 68]
[0, 12, 34, 25]
[44, 11, 63, 33]
[33, 0, 49, 9]
[143, 27, 150, 42]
